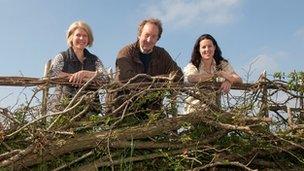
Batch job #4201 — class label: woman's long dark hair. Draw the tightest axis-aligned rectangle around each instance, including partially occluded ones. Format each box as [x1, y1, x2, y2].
[190, 34, 227, 70]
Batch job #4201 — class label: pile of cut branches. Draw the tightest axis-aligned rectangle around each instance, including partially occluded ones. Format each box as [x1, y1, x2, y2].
[0, 73, 304, 170]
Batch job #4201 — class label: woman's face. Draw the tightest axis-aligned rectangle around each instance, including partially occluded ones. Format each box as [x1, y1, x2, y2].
[71, 28, 89, 51]
[199, 38, 215, 61]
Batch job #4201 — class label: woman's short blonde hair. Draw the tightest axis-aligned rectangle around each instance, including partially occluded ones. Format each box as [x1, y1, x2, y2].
[66, 21, 94, 47]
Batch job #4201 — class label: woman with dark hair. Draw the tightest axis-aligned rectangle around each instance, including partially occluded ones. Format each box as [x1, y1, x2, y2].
[184, 34, 242, 113]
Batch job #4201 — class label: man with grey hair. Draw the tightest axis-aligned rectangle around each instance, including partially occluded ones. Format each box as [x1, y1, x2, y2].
[109, 18, 183, 116]
[115, 18, 183, 83]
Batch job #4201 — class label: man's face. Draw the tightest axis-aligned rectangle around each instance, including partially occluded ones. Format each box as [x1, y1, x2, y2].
[138, 23, 159, 54]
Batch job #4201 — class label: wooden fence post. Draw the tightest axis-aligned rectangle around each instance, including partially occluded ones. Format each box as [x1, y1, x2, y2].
[41, 60, 51, 119]
[300, 92, 304, 122]
[259, 71, 269, 118]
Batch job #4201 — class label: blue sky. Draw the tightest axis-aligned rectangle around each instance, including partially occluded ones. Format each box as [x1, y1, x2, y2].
[0, 0, 304, 106]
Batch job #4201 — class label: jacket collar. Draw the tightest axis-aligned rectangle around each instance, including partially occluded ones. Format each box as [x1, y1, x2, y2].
[132, 41, 155, 64]
[199, 58, 217, 74]
[67, 47, 93, 62]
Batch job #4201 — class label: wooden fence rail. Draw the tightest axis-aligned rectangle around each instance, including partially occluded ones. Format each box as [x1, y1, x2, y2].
[0, 75, 274, 90]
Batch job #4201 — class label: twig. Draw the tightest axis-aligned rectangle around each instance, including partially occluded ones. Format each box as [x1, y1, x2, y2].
[47, 71, 99, 130]
[77, 148, 185, 169]
[0, 145, 36, 167]
[6, 95, 85, 138]
[69, 105, 90, 122]
[191, 161, 257, 171]
[0, 150, 21, 161]
[53, 150, 94, 171]
[0, 107, 21, 124]
[287, 107, 295, 128]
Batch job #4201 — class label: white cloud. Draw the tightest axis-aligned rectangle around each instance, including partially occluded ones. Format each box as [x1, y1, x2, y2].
[253, 54, 279, 73]
[242, 54, 280, 82]
[143, 0, 241, 28]
[294, 27, 304, 40]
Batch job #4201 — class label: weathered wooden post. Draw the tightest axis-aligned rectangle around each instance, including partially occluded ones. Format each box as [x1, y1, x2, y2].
[299, 92, 304, 123]
[41, 60, 51, 119]
[259, 71, 269, 118]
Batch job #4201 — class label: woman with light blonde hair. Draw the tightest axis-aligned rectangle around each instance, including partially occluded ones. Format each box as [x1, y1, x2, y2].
[50, 21, 108, 112]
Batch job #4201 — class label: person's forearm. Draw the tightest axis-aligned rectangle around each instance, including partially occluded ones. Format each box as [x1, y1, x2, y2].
[187, 73, 213, 83]
[83, 70, 97, 79]
[57, 71, 71, 78]
[232, 75, 242, 84]
[217, 71, 242, 84]
[59, 70, 97, 81]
